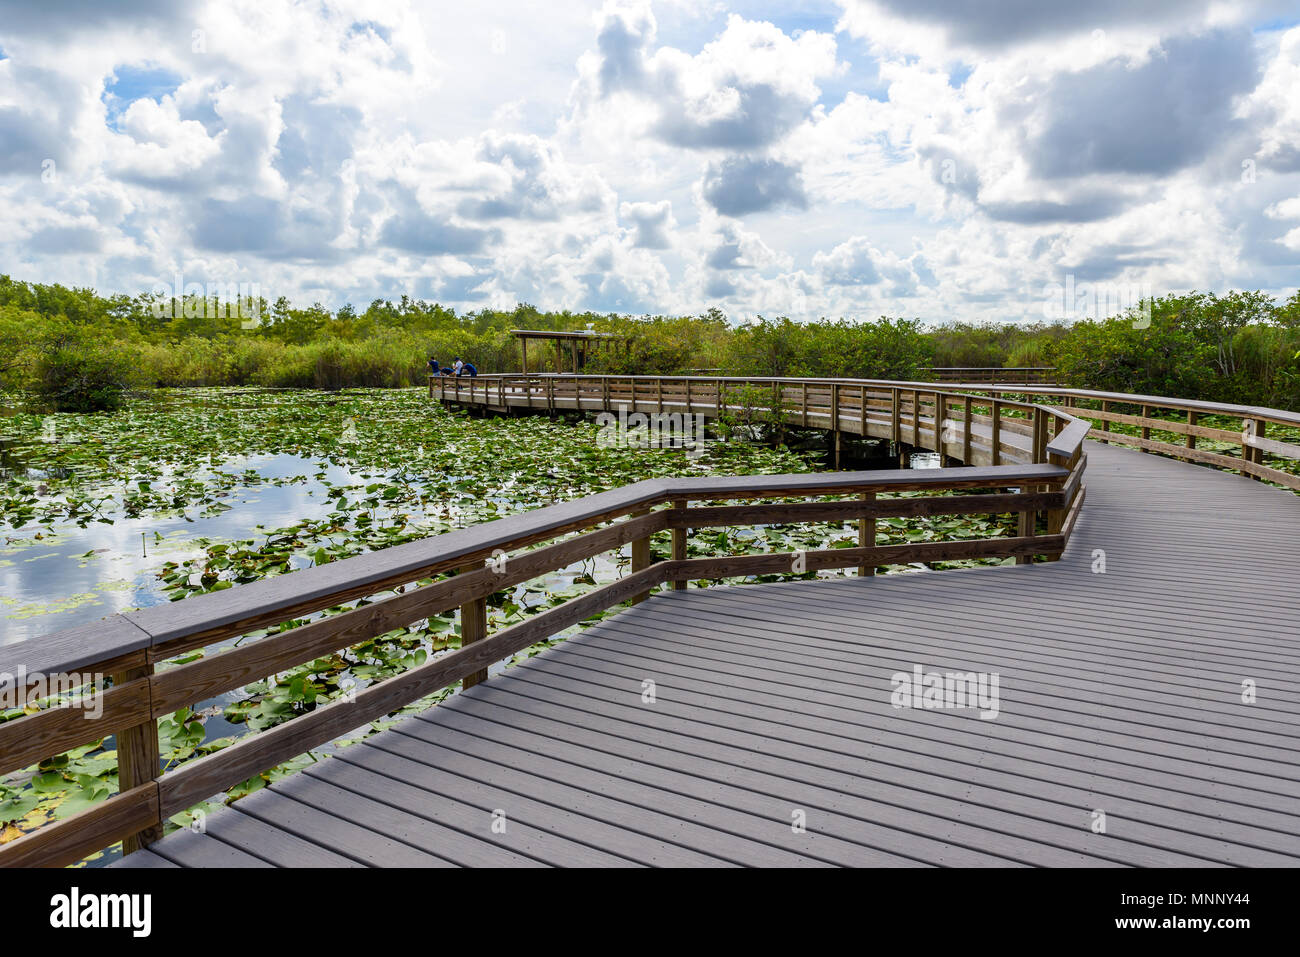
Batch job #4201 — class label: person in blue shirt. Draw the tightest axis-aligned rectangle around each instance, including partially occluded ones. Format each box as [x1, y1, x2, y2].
[463, 361, 478, 377]
[427, 357, 440, 376]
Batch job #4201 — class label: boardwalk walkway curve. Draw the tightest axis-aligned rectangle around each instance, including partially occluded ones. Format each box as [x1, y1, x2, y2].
[0, 376, 1296, 867]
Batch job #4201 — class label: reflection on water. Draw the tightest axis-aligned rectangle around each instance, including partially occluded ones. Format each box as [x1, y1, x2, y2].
[0, 453, 368, 644]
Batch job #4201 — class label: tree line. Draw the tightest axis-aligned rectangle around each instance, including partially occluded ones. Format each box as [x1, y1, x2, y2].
[1, 274, 1297, 412]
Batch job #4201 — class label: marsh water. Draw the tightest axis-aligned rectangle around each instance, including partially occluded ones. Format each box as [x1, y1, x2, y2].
[1, 451, 371, 645]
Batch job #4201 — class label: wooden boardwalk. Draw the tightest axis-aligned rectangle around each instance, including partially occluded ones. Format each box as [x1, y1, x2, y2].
[116, 441, 1300, 868]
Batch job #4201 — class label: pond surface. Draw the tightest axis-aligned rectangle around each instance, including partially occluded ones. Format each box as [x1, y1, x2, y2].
[1, 453, 368, 644]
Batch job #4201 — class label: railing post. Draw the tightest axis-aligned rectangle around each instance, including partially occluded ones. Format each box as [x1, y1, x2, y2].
[858, 491, 876, 577]
[1185, 410, 1197, 459]
[1046, 457, 1068, 538]
[962, 395, 973, 465]
[1016, 492, 1036, 564]
[1141, 404, 1152, 451]
[1017, 408, 1046, 565]
[1248, 417, 1267, 480]
[891, 388, 900, 445]
[459, 562, 488, 688]
[831, 383, 841, 466]
[934, 393, 944, 458]
[631, 508, 653, 604]
[990, 400, 1002, 466]
[671, 499, 688, 590]
[114, 664, 163, 854]
[1100, 400, 1111, 443]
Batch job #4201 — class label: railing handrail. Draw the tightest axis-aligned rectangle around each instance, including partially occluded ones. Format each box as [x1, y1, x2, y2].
[443, 373, 1300, 484]
[450, 372, 1055, 415]
[456, 372, 1300, 425]
[0, 462, 1068, 683]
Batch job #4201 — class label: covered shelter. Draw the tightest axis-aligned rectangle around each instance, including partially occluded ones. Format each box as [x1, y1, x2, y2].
[513, 329, 624, 374]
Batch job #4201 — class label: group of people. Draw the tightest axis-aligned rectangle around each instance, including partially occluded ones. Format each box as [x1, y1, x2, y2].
[427, 356, 477, 377]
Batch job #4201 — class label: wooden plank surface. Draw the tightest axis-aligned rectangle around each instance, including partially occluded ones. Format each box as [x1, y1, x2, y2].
[116, 441, 1300, 868]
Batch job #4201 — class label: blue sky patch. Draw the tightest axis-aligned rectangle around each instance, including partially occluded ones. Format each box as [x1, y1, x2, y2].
[104, 65, 182, 127]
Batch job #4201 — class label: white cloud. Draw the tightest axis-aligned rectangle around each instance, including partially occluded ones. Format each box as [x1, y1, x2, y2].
[1, 1, 1298, 320]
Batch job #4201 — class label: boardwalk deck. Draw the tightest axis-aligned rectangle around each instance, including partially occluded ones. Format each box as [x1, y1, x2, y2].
[118, 441, 1300, 867]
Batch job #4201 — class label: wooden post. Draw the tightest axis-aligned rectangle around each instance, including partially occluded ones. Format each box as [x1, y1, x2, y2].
[858, 491, 876, 577]
[520, 337, 528, 375]
[1015, 512, 1036, 561]
[933, 393, 944, 456]
[671, 499, 687, 590]
[1248, 417, 1267, 480]
[962, 395, 972, 465]
[911, 390, 919, 447]
[631, 508, 652, 604]
[1100, 400, 1111, 444]
[114, 664, 163, 854]
[990, 400, 1002, 466]
[1016, 451, 1037, 566]
[685, 378, 692, 414]
[1024, 410, 1048, 562]
[1141, 405, 1152, 451]
[801, 383, 808, 426]
[459, 562, 488, 688]
[891, 388, 900, 444]
[1185, 410, 1197, 461]
[859, 384, 868, 436]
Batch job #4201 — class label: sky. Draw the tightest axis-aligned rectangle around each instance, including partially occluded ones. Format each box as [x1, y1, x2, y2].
[1, 0, 1299, 325]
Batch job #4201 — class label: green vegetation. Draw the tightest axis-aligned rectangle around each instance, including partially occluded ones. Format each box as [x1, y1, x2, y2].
[5, 274, 1299, 410]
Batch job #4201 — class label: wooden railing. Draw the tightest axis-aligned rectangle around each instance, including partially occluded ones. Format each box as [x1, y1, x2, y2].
[439, 374, 1300, 492]
[435, 375, 1086, 469]
[0, 380, 1088, 868]
[915, 384, 1300, 493]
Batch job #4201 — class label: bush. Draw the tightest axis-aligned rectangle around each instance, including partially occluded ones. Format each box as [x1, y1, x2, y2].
[1051, 315, 1215, 398]
[33, 341, 136, 412]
